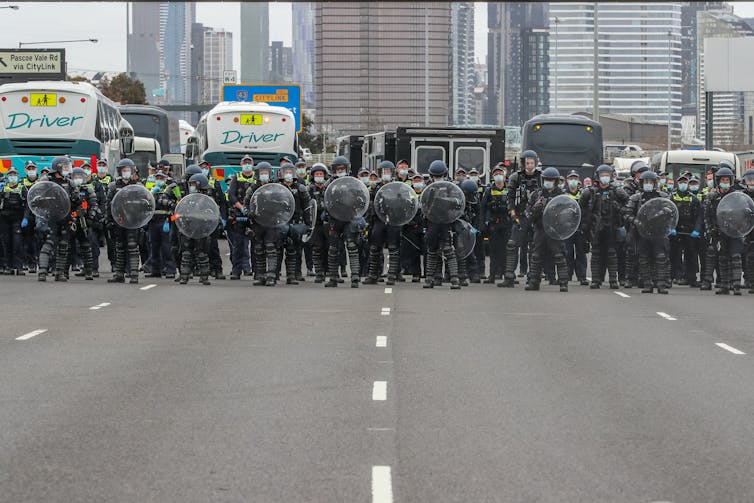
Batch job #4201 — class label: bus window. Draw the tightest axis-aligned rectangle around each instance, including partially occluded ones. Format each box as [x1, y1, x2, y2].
[455, 147, 485, 175]
[415, 146, 445, 174]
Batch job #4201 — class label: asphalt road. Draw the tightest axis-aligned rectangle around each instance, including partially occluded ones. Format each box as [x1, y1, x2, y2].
[3, 252, 754, 502]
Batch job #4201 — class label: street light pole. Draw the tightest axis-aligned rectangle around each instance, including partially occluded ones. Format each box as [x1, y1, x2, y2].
[0, 5, 19, 9]
[593, 3, 599, 122]
[667, 30, 672, 151]
[554, 17, 559, 114]
[19, 39, 98, 49]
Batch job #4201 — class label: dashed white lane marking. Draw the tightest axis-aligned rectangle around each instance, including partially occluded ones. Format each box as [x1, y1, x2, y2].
[716, 343, 746, 355]
[140, 284, 157, 291]
[657, 311, 677, 321]
[372, 381, 387, 401]
[376, 336, 387, 347]
[372, 466, 393, 503]
[16, 329, 47, 341]
[381, 307, 391, 316]
[89, 302, 111, 311]
[614, 291, 630, 298]
[384, 287, 392, 294]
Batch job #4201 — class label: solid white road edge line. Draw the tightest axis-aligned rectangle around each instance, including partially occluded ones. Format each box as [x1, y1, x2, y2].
[16, 329, 47, 341]
[89, 302, 111, 310]
[657, 311, 677, 321]
[372, 466, 393, 503]
[716, 343, 746, 355]
[372, 381, 387, 401]
[376, 336, 387, 347]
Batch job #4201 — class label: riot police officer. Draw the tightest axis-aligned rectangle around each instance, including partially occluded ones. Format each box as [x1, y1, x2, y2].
[622, 171, 672, 294]
[458, 179, 482, 285]
[308, 163, 330, 283]
[177, 174, 215, 285]
[740, 169, 754, 293]
[226, 156, 255, 279]
[278, 162, 312, 285]
[524, 167, 569, 292]
[21, 161, 39, 273]
[482, 164, 510, 284]
[402, 172, 426, 282]
[147, 170, 177, 278]
[365, 160, 402, 285]
[563, 170, 588, 285]
[669, 173, 703, 286]
[622, 160, 651, 288]
[0, 167, 28, 275]
[579, 164, 626, 289]
[106, 159, 143, 284]
[423, 160, 461, 290]
[499, 150, 541, 287]
[243, 162, 282, 286]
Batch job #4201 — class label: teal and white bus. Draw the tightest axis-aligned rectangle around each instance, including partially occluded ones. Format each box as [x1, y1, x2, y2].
[0, 80, 133, 176]
[189, 101, 298, 189]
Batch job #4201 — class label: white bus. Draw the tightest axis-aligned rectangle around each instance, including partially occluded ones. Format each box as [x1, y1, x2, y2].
[178, 119, 195, 155]
[0, 80, 132, 175]
[189, 101, 298, 188]
[652, 150, 742, 181]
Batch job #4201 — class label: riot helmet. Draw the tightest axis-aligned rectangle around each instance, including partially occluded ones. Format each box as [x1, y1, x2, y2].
[188, 173, 209, 191]
[428, 160, 448, 179]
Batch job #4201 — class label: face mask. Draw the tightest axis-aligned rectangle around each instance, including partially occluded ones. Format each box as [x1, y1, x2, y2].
[381, 174, 391, 182]
[689, 184, 699, 192]
[241, 165, 253, 174]
[121, 170, 131, 179]
[283, 173, 294, 182]
[97, 168, 107, 176]
[470, 176, 479, 183]
[707, 179, 714, 189]
[26, 170, 37, 180]
[568, 179, 579, 189]
[83, 168, 92, 177]
[259, 174, 270, 183]
[494, 175, 505, 184]
[599, 176, 611, 185]
[335, 171, 346, 178]
[360, 177, 369, 184]
[413, 182, 424, 190]
[543, 180, 555, 190]
[62, 168, 72, 177]
[7, 175, 18, 184]
[643, 183, 654, 192]
[155, 179, 165, 188]
[558, 183, 565, 190]
[719, 182, 730, 190]
[658, 179, 666, 187]
[296, 168, 306, 177]
[399, 169, 408, 177]
[314, 176, 325, 184]
[147, 175, 156, 183]
[667, 184, 674, 191]
[188, 185, 197, 193]
[677, 183, 688, 192]
[71, 177, 84, 187]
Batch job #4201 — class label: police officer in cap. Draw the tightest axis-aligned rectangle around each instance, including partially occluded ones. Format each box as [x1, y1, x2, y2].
[482, 164, 510, 283]
[308, 163, 330, 282]
[669, 172, 703, 286]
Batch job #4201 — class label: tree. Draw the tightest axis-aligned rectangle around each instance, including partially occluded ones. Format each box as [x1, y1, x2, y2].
[100, 73, 147, 104]
[298, 112, 325, 153]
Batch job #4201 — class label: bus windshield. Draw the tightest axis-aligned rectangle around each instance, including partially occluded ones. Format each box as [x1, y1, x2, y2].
[122, 113, 162, 139]
[0, 87, 94, 139]
[528, 124, 600, 162]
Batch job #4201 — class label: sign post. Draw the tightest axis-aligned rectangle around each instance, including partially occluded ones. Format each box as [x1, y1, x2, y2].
[222, 83, 302, 132]
[222, 70, 237, 84]
[0, 48, 66, 83]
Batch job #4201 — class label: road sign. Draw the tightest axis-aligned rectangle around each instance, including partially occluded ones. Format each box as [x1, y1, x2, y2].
[222, 83, 302, 132]
[0, 49, 65, 83]
[223, 70, 237, 84]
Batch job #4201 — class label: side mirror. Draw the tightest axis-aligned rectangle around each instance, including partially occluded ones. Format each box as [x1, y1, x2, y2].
[185, 143, 197, 160]
[120, 136, 134, 156]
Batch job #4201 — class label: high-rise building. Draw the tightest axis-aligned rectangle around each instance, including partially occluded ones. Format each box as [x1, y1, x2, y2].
[128, 2, 162, 102]
[697, 7, 754, 147]
[681, 2, 727, 115]
[486, 2, 549, 127]
[241, 2, 269, 83]
[161, 2, 195, 118]
[548, 3, 682, 146]
[203, 27, 233, 103]
[269, 41, 294, 83]
[292, 2, 316, 108]
[451, 3, 475, 126]
[315, 2, 452, 135]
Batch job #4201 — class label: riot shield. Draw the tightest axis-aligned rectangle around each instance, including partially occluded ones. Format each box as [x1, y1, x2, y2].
[374, 181, 420, 226]
[452, 219, 477, 259]
[419, 181, 465, 224]
[542, 194, 581, 240]
[716, 191, 754, 238]
[110, 184, 155, 229]
[27, 181, 70, 222]
[301, 198, 318, 243]
[174, 193, 220, 239]
[323, 176, 370, 221]
[249, 183, 295, 227]
[635, 197, 679, 239]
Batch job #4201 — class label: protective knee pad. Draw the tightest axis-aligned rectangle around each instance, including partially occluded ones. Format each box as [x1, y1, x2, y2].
[387, 248, 400, 278]
[265, 243, 278, 278]
[346, 240, 360, 277]
[367, 244, 381, 279]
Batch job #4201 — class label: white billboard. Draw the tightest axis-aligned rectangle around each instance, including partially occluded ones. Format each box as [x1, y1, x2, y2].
[704, 37, 754, 92]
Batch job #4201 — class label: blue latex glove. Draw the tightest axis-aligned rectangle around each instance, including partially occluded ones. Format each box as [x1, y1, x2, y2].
[690, 230, 700, 238]
[21, 217, 29, 228]
[240, 206, 248, 215]
[162, 220, 170, 233]
[470, 227, 479, 235]
[236, 217, 248, 223]
[669, 229, 677, 236]
[221, 218, 227, 228]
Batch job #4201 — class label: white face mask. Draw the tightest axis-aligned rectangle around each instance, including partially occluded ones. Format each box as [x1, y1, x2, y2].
[335, 171, 346, 178]
[72, 177, 84, 187]
[413, 182, 424, 190]
[360, 177, 369, 184]
[62, 168, 72, 177]
[314, 176, 325, 184]
[83, 168, 92, 177]
[643, 183, 654, 192]
[189, 185, 198, 193]
[283, 173, 294, 182]
[7, 175, 18, 184]
[398, 169, 408, 177]
[599, 176, 611, 185]
[97, 167, 107, 176]
[201, 168, 209, 177]
[26, 170, 37, 180]
[381, 174, 391, 182]
[543, 180, 555, 190]
[242, 165, 253, 174]
[493, 175, 505, 184]
[296, 168, 306, 177]
[568, 179, 579, 189]
[259, 174, 270, 183]
[121, 170, 132, 179]
[470, 176, 479, 183]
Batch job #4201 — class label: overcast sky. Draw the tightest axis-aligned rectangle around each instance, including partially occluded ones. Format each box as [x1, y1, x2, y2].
[2, 2, 754, 76]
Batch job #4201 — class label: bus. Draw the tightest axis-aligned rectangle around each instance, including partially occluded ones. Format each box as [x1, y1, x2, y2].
[521, 114, 603, 179]
[118, 104, 180, 156]
[653, 150, 741, 181]
[178, 119, 195, 155]
[0, 80, 133, 174]
[189, 101, 298, 188]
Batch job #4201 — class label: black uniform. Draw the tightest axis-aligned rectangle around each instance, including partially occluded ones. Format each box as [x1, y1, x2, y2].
[279, 179, 312, 284]
[504, 169, 540, 282]
[621, 179, 641, 287]
[364, 181, 402, 284]
[580, 183, 627, 288]
[623, 189, 672, 293]
[0, 181, 28, 273]
[308, 181, 329, 282]
[244, 181, 288, 285]
[481, 182, 510, 282]
[148, 183, 178, 277]
[524, 185, 569, 289]
[106, 179, 143, 283]
[226, 172, 255, 277]
[321, 177, 365, 287]
[702, 188, 744, 293]
[669, 189, 703, 285]
[458, 189, 482, 285]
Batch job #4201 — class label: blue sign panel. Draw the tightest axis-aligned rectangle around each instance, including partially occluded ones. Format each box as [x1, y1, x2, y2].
[222, 84, 302, 132]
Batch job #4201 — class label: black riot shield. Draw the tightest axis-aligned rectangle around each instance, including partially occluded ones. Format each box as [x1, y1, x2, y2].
[110, 184, 156, 229]
[249, 183, 296, 227]
[635, 197, 679, 239]
[174, 193, 221, 239]
[716, 191, 754, 238]
[374, 181, 420, 226]
[323, 176, 370, 222]
[542, 194, 581, 240]
[420, 181, 465, 224]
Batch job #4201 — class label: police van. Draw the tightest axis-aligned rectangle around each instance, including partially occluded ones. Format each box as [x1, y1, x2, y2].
[361, 126, 505, 183]
[653, 150, 742, 181]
